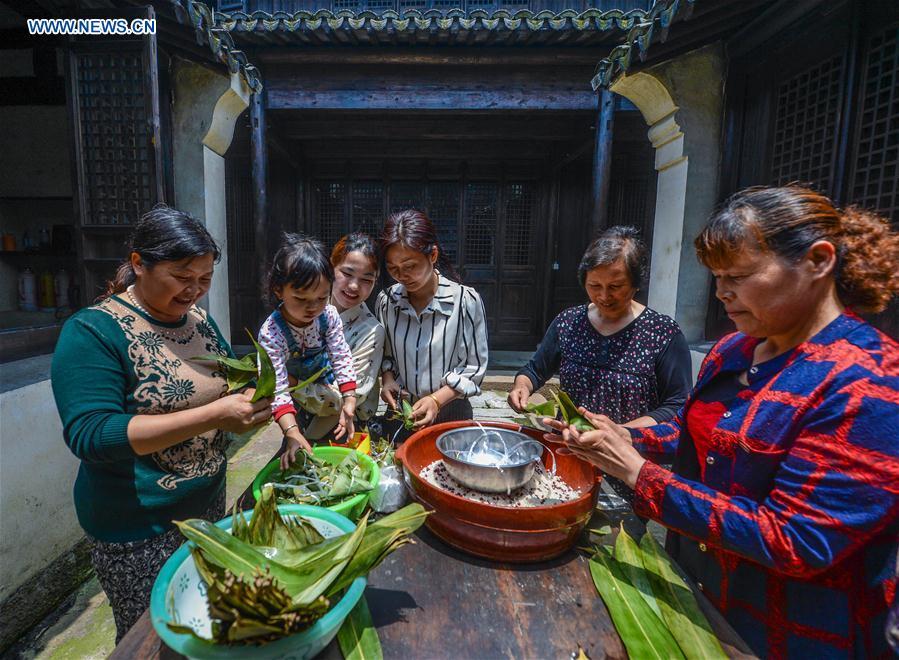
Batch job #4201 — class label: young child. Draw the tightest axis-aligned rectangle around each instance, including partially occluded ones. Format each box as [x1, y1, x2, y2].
[258, 233, 357, 467]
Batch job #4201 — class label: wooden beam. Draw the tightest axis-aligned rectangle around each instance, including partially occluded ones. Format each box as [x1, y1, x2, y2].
[590, 89, 614, 235]
[271, 115, 595, 141]
[265, 64, 597, 112]
[267, 88, 597, 112]
[255, 46, 613, 67]
[251, 89, 269, 289]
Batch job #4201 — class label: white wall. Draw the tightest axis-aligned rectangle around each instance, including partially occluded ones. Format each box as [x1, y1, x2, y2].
[0, 376, 81, 601]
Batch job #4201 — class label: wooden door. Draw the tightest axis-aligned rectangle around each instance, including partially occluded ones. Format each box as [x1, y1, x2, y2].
[308, 167, 545, 350]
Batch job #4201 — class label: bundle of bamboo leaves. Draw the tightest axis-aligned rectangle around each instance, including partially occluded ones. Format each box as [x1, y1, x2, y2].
[266, 451, 374, 506]
[168, 486, 428, 645]
[588, 529, 727, 660]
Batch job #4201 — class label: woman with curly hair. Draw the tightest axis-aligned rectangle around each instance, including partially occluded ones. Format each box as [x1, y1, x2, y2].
[548, 186, 899, 658]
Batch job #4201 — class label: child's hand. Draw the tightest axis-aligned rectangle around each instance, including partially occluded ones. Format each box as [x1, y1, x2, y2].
[280, 432, 313, 470]
[334, 396, 356, 441]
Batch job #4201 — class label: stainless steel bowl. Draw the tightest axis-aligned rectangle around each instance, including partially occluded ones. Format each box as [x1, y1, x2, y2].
[436, 426, 544, 493]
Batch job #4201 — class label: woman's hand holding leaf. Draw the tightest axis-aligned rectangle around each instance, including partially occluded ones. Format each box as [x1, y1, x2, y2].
[564, 414, 644, 488]
[379, 373, 401, 409]
[410, 396, 439, 428]
[213, 390, 272, 433]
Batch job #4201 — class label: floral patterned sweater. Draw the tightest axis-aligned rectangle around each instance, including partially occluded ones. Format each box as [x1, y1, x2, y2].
[51, 294, 233, 543]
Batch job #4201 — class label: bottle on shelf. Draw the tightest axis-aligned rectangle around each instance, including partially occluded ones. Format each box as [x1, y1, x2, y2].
[55, 269, 70, 309]
[22, 229, 32, 252]
[39, 270, 55, 312]
[2, 232, 15, 251]
[18, 267, 38, 312]
[39, 227, 51, 250]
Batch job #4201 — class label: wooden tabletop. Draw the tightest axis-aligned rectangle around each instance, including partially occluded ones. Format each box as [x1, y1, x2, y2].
[111, 522, 755, 660]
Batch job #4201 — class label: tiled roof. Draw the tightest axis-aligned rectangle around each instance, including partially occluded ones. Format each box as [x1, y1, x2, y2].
[187, 0, 264, 92]
[211, 6, 651, 46]
[590, 0, 694, 89]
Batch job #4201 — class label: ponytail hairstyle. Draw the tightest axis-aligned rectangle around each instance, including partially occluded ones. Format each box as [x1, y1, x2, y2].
[695, 185, 899, 313]
[381, 209, 461, 283]
[102, 204, 220, 300]
[330, 232, 380, 272]
[264, 232, 334, 308]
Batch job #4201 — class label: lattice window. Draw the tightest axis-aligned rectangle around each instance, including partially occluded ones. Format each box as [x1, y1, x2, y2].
[316, 182, 348, 248]
[851, 27, 899, 222]
[74, 52, 153, 225]
[609, 179, 649, 228]
[351, 182, 384, 237]
[464, 183, 497, 265]
[367, 0, 394, 10]
[429, 182, 460, 265]
[399, 0, 426, 8]
[332, 0, 358, 10]
[390, 181, 426, 213]
[503, 182, 534, 266]
[770, 55, 844, 193]
[431, 0, 459, 8]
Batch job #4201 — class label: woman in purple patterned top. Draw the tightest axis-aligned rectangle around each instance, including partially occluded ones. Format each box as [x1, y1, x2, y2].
[508, 226, 692, 429]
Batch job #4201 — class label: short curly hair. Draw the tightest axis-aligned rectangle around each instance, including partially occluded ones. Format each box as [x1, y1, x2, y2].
[695, 185, 899, 313]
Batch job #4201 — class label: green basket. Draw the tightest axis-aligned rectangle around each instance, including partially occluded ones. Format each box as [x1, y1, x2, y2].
[251, 446, 380, 521]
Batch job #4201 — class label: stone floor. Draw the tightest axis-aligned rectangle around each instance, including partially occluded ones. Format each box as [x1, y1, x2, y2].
[3, 386, 536, 659]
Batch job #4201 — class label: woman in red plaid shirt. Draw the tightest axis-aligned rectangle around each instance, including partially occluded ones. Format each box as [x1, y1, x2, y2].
[549, 186, 899, 658]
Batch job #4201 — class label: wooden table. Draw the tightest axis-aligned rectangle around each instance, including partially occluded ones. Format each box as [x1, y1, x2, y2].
[111, 522, 755, 659]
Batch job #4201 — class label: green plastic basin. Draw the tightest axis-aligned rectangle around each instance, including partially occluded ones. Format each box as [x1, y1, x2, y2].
[252, 446, 380, 521]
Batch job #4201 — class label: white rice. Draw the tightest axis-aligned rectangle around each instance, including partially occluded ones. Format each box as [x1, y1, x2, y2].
[419, 459, 581, 507]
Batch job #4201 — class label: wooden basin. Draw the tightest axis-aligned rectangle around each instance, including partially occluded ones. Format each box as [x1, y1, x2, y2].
[395, 420, 601, 562]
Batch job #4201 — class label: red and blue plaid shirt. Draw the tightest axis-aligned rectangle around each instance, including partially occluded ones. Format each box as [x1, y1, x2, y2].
[631, 313, 899, 658]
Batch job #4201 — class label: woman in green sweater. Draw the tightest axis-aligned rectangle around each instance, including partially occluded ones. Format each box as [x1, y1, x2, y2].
[51, 206, 271, 642]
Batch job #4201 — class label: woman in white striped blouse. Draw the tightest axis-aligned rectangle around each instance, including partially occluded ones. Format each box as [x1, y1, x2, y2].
[376, 209, 489, 431]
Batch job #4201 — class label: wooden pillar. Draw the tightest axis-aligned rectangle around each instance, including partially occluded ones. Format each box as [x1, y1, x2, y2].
[251, 89, 268, 314]
[590, 88, 615, 235]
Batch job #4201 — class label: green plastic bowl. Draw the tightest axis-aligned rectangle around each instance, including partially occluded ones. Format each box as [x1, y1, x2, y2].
[150, 504, 364, 659]
[252, 446, 380, 521]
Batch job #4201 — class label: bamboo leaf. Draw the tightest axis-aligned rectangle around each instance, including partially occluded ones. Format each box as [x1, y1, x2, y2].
[193, 354, 260, 373]
[556, 390, 581, 421]
[614, 528, 663, 621]
[639, 533, 727, 660]
[337, 596, 383, 660]
[286, 366, 329, 393]
[246, 331, 277, 402]
[525, 400, 557, 416]
[227, 369, 255, 393]
[588, 550, 684, 660]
